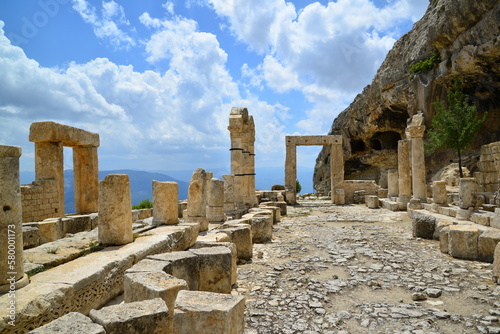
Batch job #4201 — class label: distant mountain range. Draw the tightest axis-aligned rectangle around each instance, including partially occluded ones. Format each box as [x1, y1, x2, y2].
[20, 166, 315, 214]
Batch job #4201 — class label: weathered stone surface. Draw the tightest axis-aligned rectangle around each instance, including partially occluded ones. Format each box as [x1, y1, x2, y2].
[28, 312, 105, 334]
[459, 178, 478, 209]
[29, 121, 100, 147]
[449, 225, 479, 260]
[365, 195, 379, 209]
[432, 181, 447, 205]
[244, 215, 273, 243]
[90, 298, 170, 334]
[23, 225, 40, 249]
[186, 168, 207, 218]
[173, 290, 245, 334]
[0, 145, 27, 290]
[493, 243, 500, 283]
[98, 174, 133, 246]
[153, 181, 179, 226]
[412, 215, 436, 240]
[478, 229, 500, 263]
[492, 208, 500, 229]
[314, 0, 500, 189]
[189, 246, 233, 293]
[124, 271, 188, 314]
[148, 251, 200, 291]
[218, 226, 253, 260]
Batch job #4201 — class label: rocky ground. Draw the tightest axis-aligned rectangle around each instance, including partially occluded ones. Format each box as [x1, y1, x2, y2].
[236, 200, 500, 334]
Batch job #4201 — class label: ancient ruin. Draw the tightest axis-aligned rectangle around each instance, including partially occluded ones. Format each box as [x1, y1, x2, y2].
[1, 0, 500, 332]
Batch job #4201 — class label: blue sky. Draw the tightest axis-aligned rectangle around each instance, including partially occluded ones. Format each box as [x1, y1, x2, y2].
[0, 0, 427, 178]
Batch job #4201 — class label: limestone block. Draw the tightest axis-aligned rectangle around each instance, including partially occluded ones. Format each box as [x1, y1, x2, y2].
[62, 215, 92, 235]
[412, 215, 436, 239]
[433, 220, 453, 240]
[492, 208, 500, 229]
[90, 213, 99, 229]
[448, 225, 479, 260]
[98, 174, 133, 246]
[493, 243, 500, 284]
[186, 168, 207, 217]
[244, 215, 273, 243]
[148, 251, 200, 291]
[207, 206, 226, 223]
[178, 201, 187, 218]
[218, 226, 253, 260]
[173, 290, 245, 334]
[365, 195, 379, 209]
[125, 258, 171, 274]
[23, 226, 40, 249]
[28, 312, 105, 334]
[124, 271, 188, 314]
[432, 181, 447, 204]
[459, 178, 477, 209]
[185, 216, 208, 232]
[387, 169, 399, 197]
[170, 223, 200, 251]
[259, 205, 281, 223]
[189, 246, 233, 293]
[471, 212, 493, 226]
[190, 242, 238, 285]
[153, 181, 179, 226]
[90, 298, 170, 334]
[29, 121, 100, 147]
[478, 229, 500, 263]
[276, 201, 287, 216]
[378, 188, 388, 198]
[333, 188, 345, 205]
[208, 178, 225, 207]
[456, 208, 472, 221]
[439, 226, 450, 253]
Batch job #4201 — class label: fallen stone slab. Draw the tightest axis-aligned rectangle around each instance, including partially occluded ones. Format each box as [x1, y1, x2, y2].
[218, 226, 253, 260]
[90, 298, 170, 334]
[174, 290, 245, 334]
[28, 312, 105, 334]
[412, 215, 436, 240]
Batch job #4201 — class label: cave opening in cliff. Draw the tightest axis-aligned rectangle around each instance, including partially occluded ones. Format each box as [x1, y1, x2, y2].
[369, 131, 401, 150]
[351, 139, 366, 154]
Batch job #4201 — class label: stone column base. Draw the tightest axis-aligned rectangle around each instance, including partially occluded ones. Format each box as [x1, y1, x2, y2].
[0, 274, 29, 294]
[185, 216, 209, 231]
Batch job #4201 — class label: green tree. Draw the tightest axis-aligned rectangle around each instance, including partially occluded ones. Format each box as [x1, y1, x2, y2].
[428, 77, 485, 178]
[132, 198, 153, 209]
[296, 180, 302, 194]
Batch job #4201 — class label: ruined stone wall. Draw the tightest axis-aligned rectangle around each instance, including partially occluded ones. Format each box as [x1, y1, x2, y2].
[476, 141, 500, 193]
[21, 180, 59, 223]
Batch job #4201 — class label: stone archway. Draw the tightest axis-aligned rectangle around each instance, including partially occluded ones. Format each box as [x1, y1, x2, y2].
[29, 121, 100, 216]
[285, 135, 343, 204]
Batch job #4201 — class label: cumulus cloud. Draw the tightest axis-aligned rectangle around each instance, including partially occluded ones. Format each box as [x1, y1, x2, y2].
[207, 0, 426, 134]
[72, 0, 135, 49]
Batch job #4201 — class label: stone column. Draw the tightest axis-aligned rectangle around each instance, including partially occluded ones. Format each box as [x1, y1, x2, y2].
[407, 118, 426, 201]
[223, 174, 236, 217]
[459, 178, 477, 209]
[34, 141, 64, 216]
[397, 139, 411, 204]
[207, 178, 225, 223]
[73, 146, 99, 214]
[387, 169, 399, 198]
[285, 137, 297, 205]
[186, 168, 209, 231]
[153, 181, 179, 226]
[228, 108, 245, 210]
[246, 116, 257, 207]
[432, 181, 447, 205]
[330, 139, 344, 203]
[98, 174, 133, 246]
[0, 146, 29, 293]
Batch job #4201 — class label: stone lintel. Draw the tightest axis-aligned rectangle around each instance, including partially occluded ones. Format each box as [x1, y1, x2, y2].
[29, 121, 100, 147]
[286, 135, 341, 146]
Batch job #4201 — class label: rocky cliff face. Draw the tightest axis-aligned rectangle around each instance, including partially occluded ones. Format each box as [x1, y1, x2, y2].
[314, 0, 500, 193]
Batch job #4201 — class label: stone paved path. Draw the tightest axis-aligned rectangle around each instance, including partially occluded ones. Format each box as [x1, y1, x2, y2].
[237, 200, 500, 334]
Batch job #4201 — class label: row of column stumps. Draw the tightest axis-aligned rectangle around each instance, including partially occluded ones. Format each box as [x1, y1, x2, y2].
[285, 135, 344, 205]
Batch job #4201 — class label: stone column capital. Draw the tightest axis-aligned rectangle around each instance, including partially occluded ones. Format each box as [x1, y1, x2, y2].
[406, 125, 426, 138]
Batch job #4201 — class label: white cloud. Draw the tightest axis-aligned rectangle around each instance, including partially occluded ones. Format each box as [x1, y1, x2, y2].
[71, 0, 135, 49]
[208, 0, 427, 134]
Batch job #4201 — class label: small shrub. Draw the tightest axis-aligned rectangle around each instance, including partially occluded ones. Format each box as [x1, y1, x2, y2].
[45, 246, 59, 254]
[132, 198, 153, 209]
[296, 180, 302, 194]
[410, 53, 441, 73]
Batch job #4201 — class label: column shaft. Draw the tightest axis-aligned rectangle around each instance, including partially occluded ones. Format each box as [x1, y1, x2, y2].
[285, 141, 297, 204]
[35, 141, 64, 216]
[73, 146, 98, 214]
